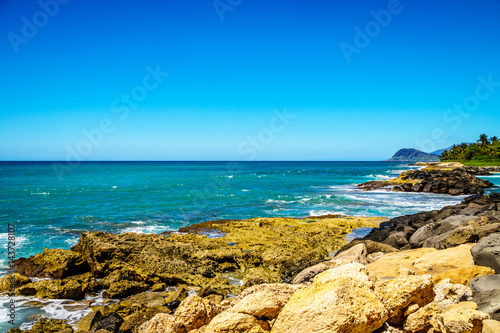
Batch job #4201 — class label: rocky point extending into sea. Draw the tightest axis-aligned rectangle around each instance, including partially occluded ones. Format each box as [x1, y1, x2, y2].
[2, 162, 500, 333]
[358, 162, 497, 196]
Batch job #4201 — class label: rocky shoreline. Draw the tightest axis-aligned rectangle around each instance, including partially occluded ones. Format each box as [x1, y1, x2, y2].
[2, 166, 500, 333]
[358, 163, 496, 196]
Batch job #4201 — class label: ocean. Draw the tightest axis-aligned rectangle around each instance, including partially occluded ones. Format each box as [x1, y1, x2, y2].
[1, 161, 499, 330]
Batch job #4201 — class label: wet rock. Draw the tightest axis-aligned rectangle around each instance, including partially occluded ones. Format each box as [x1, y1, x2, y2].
[471, 233, 500, 273]
[17, 278, 84, 299]
[7, 318, 73, 333]
[95, 313, 124, 333]
[69, 216, 381, 297]
[103, 280, 149, 299]
[13, 248, 89, 279]
[120, 309, 159, 333]
[16, 272, 99, 299]
[358, 168, 493, 196]
[271, 264, 388, 333]
[0, 273, 30, 292]
[76, 310, 102, 331]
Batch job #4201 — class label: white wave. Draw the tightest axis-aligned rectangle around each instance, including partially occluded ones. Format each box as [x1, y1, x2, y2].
[64, 238, 79, 247]
[308, 210, 344, 217]
[241, 189, 250, 192]
[375, 175, 392, 180]
[31, 192, 49, 196]
[386, 169, 408, 175]
[121, 225, 173, 234]
[131, 221, 146, 225]
[266, 199, 295, 204]
[0, 233, 29, 250]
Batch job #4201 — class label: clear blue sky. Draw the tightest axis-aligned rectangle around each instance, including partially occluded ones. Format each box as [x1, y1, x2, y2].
[1, 0, 499, 161]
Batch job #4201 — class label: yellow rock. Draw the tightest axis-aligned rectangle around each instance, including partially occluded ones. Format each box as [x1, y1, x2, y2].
[271, 264, 388, 333]
[136, 313, 175, 333]
[367, 245, 494, 284]
[230, 283, 304, 320]
[404, 302, 442, 332]
[204, 312, 270, 333]
[481, 319, 500, 333]
[432, 302, 490, 333]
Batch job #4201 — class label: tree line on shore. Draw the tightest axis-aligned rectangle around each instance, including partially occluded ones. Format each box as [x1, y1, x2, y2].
[440, 134, 500, 164]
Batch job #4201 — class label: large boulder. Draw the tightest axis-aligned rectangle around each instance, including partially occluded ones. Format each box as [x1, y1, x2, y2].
[230, 283, 303, 320]
[0, 273, 29, 292]
[482, 319, 500, 333]
[13, 248, 89, 279]
[292, 259, 353, 284]
[135, 295, 222, 333]
[433, 279, 473, 310]
[376, 269, 435, 325]
[6, 318, 73, 333]
[16, 272, 99, 299]
[171, 295, 222, 332]
[432, 302, 489, 333]
[468, 274, 500, 294]
[137, 313, 174, 333]
[471, 233, 500, 273]
[469, 275, 500, 321]
[403, 302, 442, 332]
[333, 243, 367, 264]
[366, 244, 493, 285]
[204, 312, 270, 333]
[271, 263, 388, 332]
[103, 280, 150, 299]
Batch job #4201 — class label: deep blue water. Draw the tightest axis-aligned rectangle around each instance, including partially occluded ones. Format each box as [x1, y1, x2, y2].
[0, 161, 499, 330]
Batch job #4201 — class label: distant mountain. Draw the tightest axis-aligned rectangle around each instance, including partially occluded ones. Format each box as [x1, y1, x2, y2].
[387, 148, 440, 162]
[431, 146, 453, 156]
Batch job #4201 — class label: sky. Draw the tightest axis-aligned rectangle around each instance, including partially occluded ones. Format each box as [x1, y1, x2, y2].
[0, 0, 499, 161]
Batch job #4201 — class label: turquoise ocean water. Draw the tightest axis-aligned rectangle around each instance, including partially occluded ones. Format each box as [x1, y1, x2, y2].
[1, 161, 499, 329]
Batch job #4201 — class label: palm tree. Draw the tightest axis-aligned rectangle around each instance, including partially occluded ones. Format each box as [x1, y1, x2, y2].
[491, 136, 499, 144]
[479, 134, 490, 146]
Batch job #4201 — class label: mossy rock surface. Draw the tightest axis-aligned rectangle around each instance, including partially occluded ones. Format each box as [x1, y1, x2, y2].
[0, 273, 30, 292]
[14, 248, 90, 279]
[7, 318, 73, 333]
[69, 216, 381, 296]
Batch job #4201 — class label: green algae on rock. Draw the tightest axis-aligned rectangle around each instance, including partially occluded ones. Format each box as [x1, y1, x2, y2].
[68, 216, 382, 296]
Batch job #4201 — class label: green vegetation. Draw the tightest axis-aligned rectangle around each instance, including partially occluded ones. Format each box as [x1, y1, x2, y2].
[440, 134, 500, 166]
